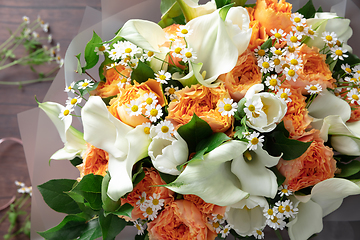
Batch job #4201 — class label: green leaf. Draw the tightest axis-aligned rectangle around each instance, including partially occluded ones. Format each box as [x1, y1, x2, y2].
[84, 31, 102, 70]
[270, 166, 286, 186]
[317, 6, 323, 12]
[159, 0, 182, 28]
[159, 172, 178, 184]
[38, 215, 87, 240]
[196, 132, 231, 153]
[70, 174, 103, 210]
[76, 53, 83, 74]
[234, 98, 246, 121]
[297, 0, 316, 18]
[131, 61, 155, 84]
[70, 156, 83, 167]
[107, 203, 133, 218]
[73, 79, 100, 96]
[263, 122, 312, 160]
[102, 173, 122, 212]
[38, 179, 82, 214]
[260, 37, 272, 50]
[102, 95, 117, 106]
[216, 0, 232, 9]
[160, 0, 176, 15]
[99, 210, 127, 240]
[333, 154, 360, 163]
[336, 161, 360, 178]
[219, 3, 234, 21]
[99, 55, 113, 81]
[78, 218, 102, 240]
[132, 165, 145, 187]
[135, 230, 149, 240]
[177, 113, 213, 153]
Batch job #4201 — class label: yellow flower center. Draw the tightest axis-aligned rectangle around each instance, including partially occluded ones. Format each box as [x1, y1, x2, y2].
[146, 98, 153, 105]
[256, 230, 263, 235]
[99, 45, 105, 51]
[278, 206, 285, 213]
[345, 67, 351, 73]
[125, 48, 132, 53]
[270, 78, 278, 86]
[273, 58, 280, 66]
[310, 86, 318, 91]
[216, 214, 224, 220]
[140, 197, 145, 204]
[70, 98, 77, 105]
[296, 26, 304, 32]
[288, 46, 295, 52]
[285, 205, 291, 212]
[244, 151, 252, 161]
[112, 51, 117, 55]
[181, 29, 188, 35]
[174, 47, 182, 54]
[168, 88, 176, 94]
[213, 222, 220, 228]
[288, 69, 295, 77]
[294, 17, 301, 23]
[63, 109, 70, 116]
[352, 94, 359, 101]
[121, 78, 127, 83]
[262, 62, 270, 69]
[185, 52, 192, 58]
[282, 63, 290, 70]
[281, 189, 288, 193]
[146, 207, 153, 215]
[335, 50, 343, 56]
[82, 82, 89, 87]
[267, 209, 273, 215]
[136, 224, 141, 230]
[328, 43, 334, 48]
[144, 127, 150, 134]
[124, 57, 131, 63]
[161, 126, 169, 133]
[248, 104, 255, 112]
[159, 75, 166, 80]
[67, 86, 72, 90]
[290, 59, 298, 65]
[224, 228, 229, 234]
[281, 92, 288, 99]
[131, 105, 139, 112]
[150, 109, 158, 116]
[274, 33, 282, 39]
[326, 35, 333, 41]
[251, 137, 259, 145]
[258, 49, 265, 56]
[350, 78, 356, 82]
[275, 49, 282, 55]
[224, 103, 232, 111]
[290, 36, 298, 43]
[147, 51, 154, 57]
[152, 199, 159, 205]
[308, 29, 314, 35]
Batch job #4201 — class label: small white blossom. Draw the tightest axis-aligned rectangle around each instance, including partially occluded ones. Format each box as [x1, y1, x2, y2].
[347, 88, 360, 104]
[177, 25, 193, 38]
[218, 98, 237, 117]
[246, 131, 264, 151]
[276, 88, 292, 104]
[145, 104, 163, 122]
[65, 82, 76, 93]
[94, 44, 110, 55]
[180, 48, 197, 63]
[155, 70, 171, 84]
[154, 120, 174, 139]
[77, 79, 94, 90]
[126, 99, 143, 116]
[305, 84, 322, 95]
[278, 185, 293, 197]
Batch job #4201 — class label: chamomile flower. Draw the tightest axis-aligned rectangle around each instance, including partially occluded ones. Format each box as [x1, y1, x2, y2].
[107, 46, 121, 61]
[148, 193, 165, 211]
[285, 32, 301, 48]
[276, 88, 292, 104]
[352, 65, 360, 74]
[341, 63, 353, 74]
[270, 28, 286, 42]
[244, 98, 264, 121]
[142, 92, 158, 107]
[218, 98, 237, 117]
[126, 99, 143, 116]
[143, 50, 155, 61]
[347, 88, 360, 104]
[284, 67, 298, 81]
[212, 214, 226, 224]
[281, 199, 298, 218]
[64, 82, 76, 93]
[252, 228, 265, 239]
[177, 25, 193, 38]
[94, 44, 110, 55]
[265, 74, 280, 90]
[145, 104, 163, 122]
[140, 203, 158, 221]
[272, 56, 283, 73]
[126, 58, 139, 69]
[220, 224, 232, 238]
[65, 96, 82, 107]
[330, 46, 348, 61]
[119, 41, 142, 59]
[78, 79, 94, 90]
[306, 25, 316, 39]
[180, 48, 197, 63]
[154, 120, 174, 139]
[155, 70, 171, 84]
[246, 131, 264, 151]
[41, 22, 49, 32]
[278, 185, 292, 197]
[254, 46, 268, 60]
[47, 34, 52, 43]
[117, 76, 131, 88]
[133, 220, 145, 235]
[56, 55, 64, 68]
[32, 31, 39, 39]
[270, 47, 285, 58]
[291, 13, 306, 26]
[258, 57, 274, 74]
[165, 33, 178, 43]
[59, 105, 74, 120]
[171, 43, 186, 58]
[322, 31, 337, 45]
[22, 16, 30, 24]
[142, 122, 152, 136]
[284, 45, 298, 55]
[106, 62, 120, 70]
[286, 53, 303, 70]
[266, 213, 286, 230]
[165, 85, 179, 96]
[15, 181, 25, 187]
[305, 84, 322, 95]
[209, 220, 222, 233]
[136, 192, 147, 207]
[291, 24, 307, 37]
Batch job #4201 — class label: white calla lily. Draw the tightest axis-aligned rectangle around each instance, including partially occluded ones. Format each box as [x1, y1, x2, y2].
[306, 12, 353, 52]
[148, 131, 189, 175]
[175, 0, 216, 22]
[38, 101, 87, 160]
[81, 96, 151, 201]
[288, 178, 360, 240]
[226, 196, 268, 236]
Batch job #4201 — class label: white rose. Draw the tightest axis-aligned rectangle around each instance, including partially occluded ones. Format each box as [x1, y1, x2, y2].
[148, 131, 189, 175]
[244, 84, 287, 133]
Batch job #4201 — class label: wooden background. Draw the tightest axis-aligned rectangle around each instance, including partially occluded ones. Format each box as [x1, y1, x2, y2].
[0, 0, 101, 238]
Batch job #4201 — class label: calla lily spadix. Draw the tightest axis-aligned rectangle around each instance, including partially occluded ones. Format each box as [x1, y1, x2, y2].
[287, 178, 360, 240]
[81, 96, 151, 201]
[165, 140, 280, 206]
[38, 101, 87, 160]
[117, 5, 252, 87]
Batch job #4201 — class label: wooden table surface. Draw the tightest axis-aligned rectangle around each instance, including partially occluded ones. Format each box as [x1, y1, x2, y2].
[0, 0, 101, 238]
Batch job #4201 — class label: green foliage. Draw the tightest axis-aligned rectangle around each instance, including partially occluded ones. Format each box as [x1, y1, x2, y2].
[270, 166, 286, 186]
[219, 3, 235, 21]
[70, 174, 103, 210]
[76, 31, 103, 74]
[263, 122, 312, 160]
[70, 156, 83, 167]
[336, 161, 360, 178]
[261, 37, 273, 50]
[159, 0, 183, 28]
[73, 79, 100, 96]
[99, 55, 113, 81]
[177, 113, 213, 153]
[131, 61, 155, 84]
[78, 218, 102, 240]
[107, 203, 133, 218]
[101, 173, 122, 212]
[37, 179, 82, 214]
[297, 0, 316, 18]
[99, 210, 127, 240]
[159, 172, 178, 184]
[216, 0, 232, 9]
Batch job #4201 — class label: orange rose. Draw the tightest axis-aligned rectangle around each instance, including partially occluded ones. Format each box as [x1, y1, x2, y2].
[281, 83, 313, 139]
[121, 168, 174, 220]
[77, 143, 109, 179]
[246, 7, 269, 51]
[253, 0, 293, 36]
[349, 104, 360, 122]
[183, 194, 226, 216]
[147, 200, 217, 240]
[283, 44, 335, 94]
[276, 130, 337, 191]
[218, 49, 262, 102]
[108, 79, 165, 127]
[166, 84, 232, 133]
[92, 65, 131, 98]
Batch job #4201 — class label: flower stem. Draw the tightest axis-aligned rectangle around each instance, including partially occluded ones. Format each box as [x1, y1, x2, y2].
[0, 77, 54, 86]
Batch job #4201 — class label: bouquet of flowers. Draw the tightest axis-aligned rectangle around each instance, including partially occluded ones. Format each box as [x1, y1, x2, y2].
[35, 0, 360, 239]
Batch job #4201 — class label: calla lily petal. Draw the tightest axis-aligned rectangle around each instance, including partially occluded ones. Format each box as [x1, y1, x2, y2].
[331, 136, 360, 156]
[166, 140, 250, 206]
[176, 0, 216, 22]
